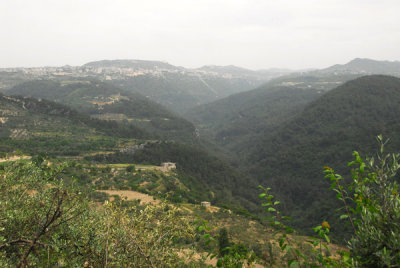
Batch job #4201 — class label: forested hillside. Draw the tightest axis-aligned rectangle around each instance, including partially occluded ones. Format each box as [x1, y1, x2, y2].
[0, 93, 145, 156]
[85, 141, 259, 210]
[186, 75, 400, 239]
[2, 71, 400, 266]
[0, 91, 257, 211]
[243, 75, 400, 235]
[7, 79, 196, 142]
[186, 85, 321, 154]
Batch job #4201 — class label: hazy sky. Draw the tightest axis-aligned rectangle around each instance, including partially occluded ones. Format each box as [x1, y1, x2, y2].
[1, 0, 400, 69]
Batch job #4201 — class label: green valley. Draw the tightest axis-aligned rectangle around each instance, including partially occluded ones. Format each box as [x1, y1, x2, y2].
[2, 59, 400, 267]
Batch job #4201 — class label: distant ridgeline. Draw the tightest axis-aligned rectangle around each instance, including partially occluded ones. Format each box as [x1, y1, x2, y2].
[0, 59, 284, 114]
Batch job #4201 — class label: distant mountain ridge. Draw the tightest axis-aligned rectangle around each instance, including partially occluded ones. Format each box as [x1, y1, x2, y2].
[3, 57, 400, 114]
[266, 58, 400, 92]
[83, 59, 179, 70]
[0, 59, 287, 114]
[321, 58, 400, 74]
[196, 65, 293, 80]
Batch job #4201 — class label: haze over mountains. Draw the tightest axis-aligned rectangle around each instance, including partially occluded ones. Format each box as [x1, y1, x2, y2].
[187, 58, 400, 155]
[2, 58, 399, 114]
[0, 59, 293, 114]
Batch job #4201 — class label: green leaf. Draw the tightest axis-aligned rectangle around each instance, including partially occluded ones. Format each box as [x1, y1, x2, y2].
[285, 226, 295, 233]
[360, 163, 366, 173]
[324, 234, 330, 243]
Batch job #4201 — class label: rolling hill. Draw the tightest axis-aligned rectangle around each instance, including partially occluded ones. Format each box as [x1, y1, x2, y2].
[7, 79, 196, 142]
[0, 93, 145, 156]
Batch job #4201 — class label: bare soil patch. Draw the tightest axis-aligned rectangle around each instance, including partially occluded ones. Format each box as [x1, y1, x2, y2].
[0, 155, 31, 163]
[98, 190, 160, 205]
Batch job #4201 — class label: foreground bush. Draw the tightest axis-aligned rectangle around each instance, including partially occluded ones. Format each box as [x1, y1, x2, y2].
[256, 136, 400, 267]
[325, 135, 400, 267]
[0, 160, 194, 267]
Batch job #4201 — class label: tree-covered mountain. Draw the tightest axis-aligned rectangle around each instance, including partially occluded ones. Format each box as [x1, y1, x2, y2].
[186, 58, 400, 156]
[242, 75, 400, 236]
[186, 85, 322, 154]
[7, 79, 196, 142]
[186, 75, 400, 239]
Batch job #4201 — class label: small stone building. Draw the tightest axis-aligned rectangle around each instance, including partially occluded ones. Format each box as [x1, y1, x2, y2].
[201, 201, 211, 208]
[160, 162, 176, 172]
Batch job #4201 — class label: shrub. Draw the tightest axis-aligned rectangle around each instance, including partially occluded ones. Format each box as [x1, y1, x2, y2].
[325, 135, 400, 267]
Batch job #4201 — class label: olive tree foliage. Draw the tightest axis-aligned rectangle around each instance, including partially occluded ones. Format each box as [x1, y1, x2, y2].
[325, 135, 400, 267]
[0, 159, 195, 267]
[0, 160, 87, 267]
[78, 202, 195, 267]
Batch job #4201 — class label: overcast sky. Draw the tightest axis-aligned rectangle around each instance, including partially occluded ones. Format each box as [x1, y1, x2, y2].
[1, 0, 400, 70]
